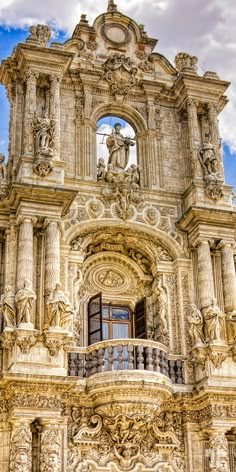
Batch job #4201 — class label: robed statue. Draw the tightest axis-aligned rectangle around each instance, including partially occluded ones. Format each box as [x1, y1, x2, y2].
[106, 123, 135, 171]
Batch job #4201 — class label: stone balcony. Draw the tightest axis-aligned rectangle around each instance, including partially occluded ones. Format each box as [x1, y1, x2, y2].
[68, 338, 184, 384]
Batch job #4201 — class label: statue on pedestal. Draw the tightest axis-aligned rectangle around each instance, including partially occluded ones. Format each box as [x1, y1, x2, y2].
[1, 285, 16, 329]
[106, 123, 135, 171]
[47, 283, 73, 331]
[15, 280, 36, 326]
[188, 304, 205, 345]
[204, 298, 226, 343]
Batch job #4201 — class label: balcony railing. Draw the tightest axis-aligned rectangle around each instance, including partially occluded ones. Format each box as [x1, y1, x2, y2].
[68, 339, 184, 384]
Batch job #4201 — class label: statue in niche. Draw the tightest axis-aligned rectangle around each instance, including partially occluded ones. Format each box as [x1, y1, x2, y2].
[153, 278, 168, 340]
[106, 122, 135, 171]
[198, 141, 218, 178]
[187, 304, 205, 346]
[1, 285, 16, 329]
[203, 298, 226, 343]
[33, 112, 55, 157]
[15, 279, 36, 326]
[47, 283, 74, 331]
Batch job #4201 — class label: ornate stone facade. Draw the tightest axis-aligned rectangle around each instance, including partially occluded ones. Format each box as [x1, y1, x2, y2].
[0, 1, 235, 471]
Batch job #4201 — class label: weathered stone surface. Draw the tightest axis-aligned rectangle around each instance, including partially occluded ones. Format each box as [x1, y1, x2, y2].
[0, 1, 235, 471]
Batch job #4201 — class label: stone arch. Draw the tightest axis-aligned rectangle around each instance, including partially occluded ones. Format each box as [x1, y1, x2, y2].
[65, 219, 183, 261]
[91, 103, 148, 134]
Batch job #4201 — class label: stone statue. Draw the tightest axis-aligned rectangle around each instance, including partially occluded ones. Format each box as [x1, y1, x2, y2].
[97, 158, 106, 181]
[204, 298, 226, 343]
[0, 153, 7, 181]
[1, 285, 16, 329]
[33, 113, 55, 157]
[153, 278, 168, 338]
[106, 123, 135, 171]
[198, 142, 218, 178]
[226, 310, 236, 343]
[15, 280, 36, 326]
[47, 284, 73, 331]
[187, 304, 205, 346]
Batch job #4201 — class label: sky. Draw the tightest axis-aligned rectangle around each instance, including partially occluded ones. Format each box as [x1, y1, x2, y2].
[0, 0, 236, 190]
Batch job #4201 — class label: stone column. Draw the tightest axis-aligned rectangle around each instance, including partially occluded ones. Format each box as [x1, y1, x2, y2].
[218, 240, 236, 313]
[49, 74, 62, 159]
[186, 98, 201, 179]
[195, 239, 215, 309]
[44, 219, 61, 294]
[17, 216, 37, 290]
[208, 430, 230, 472]
[23, 70, 38, 156]
[9, 420, 32, 471]
[40, 420, 62, 471]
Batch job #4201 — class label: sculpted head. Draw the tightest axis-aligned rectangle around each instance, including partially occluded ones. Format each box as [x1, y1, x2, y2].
[114, 122, 121, 132]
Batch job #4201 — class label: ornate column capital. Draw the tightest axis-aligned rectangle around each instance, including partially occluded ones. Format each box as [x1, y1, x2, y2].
[16, 215, 37, 227]
[217, 239, 234, 249]
[24, 69, 39, 83]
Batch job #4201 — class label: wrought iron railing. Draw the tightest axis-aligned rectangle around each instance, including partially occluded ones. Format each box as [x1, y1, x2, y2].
[68, 339, 184, 384]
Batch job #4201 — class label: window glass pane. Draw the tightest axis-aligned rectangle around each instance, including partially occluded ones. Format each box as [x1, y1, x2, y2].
[89, 319, 100, 332]
[112, 308, 129, 320]
[112, 323, 129, 339]
[90, 331, 101, 344]
[90, 302, 100, 315]
[102, 322, 109, 340]
[102, 307, 109, 319]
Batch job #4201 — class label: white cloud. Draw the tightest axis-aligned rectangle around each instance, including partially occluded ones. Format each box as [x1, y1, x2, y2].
[0, 0, 236, 151]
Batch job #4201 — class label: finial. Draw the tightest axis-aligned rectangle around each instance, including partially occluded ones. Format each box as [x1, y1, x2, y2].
[107, 0, 117, 12]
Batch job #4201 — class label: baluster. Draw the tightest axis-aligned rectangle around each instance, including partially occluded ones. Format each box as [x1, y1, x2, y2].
[78, 353, 85, 378]
[117, 345, 123, 370]
[163, 352, 169, 376]
[68, 353, 78, 376]
[176, 360, 183, 384]
[98, 348, 105, 372]
[107, 346, 113, 371]
[127, 345, 134, 370]
[145, 347, 153, 371]
[85, 352, 93, 377]
[91, 350, 98, 375]
[168, 360, 176, 383]
[160, 350, 167, 375]
[153, 348, 160, 372]
[136, 345, 144, 370]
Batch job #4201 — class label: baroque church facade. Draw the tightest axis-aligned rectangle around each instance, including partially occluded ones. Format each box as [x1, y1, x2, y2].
[0, 1, 236, 470]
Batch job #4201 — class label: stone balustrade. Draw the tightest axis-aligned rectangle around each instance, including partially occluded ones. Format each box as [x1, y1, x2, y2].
[68, 339, 184, 384]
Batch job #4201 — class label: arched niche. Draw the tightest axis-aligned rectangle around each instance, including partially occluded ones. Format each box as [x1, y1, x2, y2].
[91, 103, 148, 186]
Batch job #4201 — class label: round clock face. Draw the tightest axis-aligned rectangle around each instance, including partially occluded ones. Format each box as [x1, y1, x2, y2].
[102, 23, 130, 46]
